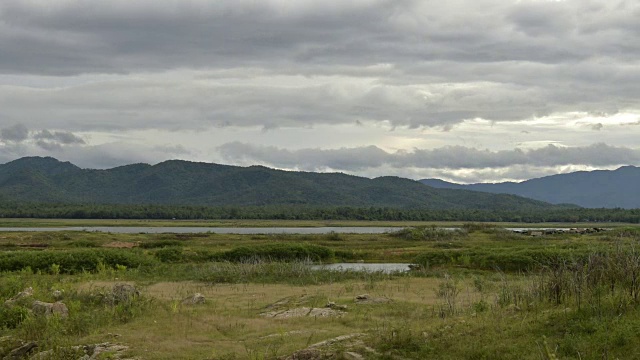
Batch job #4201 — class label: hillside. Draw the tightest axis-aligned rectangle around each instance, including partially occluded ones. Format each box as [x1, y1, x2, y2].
[420, 166, 640, 208]
[0, 157, 559, 211]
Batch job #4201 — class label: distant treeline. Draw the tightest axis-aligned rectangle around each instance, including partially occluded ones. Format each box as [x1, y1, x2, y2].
[0, 202, 639, 223]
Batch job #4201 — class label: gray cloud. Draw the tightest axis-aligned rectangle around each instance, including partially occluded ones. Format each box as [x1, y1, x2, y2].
[0, 0, 637, 132]
[0, 0, 639, 183]
[0, 124, 29, 142]
[218, 142, 640, 173]
[34, 130, 85, 144]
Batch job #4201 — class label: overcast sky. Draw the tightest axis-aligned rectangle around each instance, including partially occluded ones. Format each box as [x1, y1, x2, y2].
[1, 0, 638, 183]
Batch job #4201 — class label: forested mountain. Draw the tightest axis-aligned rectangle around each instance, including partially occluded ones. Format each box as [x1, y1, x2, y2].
[0, 157, 559, 211]
[420, 166, 640, 209]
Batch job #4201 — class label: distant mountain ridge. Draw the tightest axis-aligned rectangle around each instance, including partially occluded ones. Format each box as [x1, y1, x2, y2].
[420, 166, 640, 209]
[0, 156, 559, 211]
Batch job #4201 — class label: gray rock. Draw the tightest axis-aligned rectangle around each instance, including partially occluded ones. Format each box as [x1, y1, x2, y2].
[52, 290, 63, 301]
[325, 302, 347, 311]
[3, 342, 37, 360]
[344, 352, 365, 360]
[32, 301, 69, 318]
[3, 288, 34, 307]
[29, 342, 130, 360]
[260, 307, 345, 319]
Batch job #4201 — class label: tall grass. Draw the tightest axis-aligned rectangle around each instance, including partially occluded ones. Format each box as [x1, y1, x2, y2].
[391, 226, 467, 241]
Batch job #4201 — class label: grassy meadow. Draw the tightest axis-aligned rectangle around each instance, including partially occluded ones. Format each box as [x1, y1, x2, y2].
[2, 224, 640, 359]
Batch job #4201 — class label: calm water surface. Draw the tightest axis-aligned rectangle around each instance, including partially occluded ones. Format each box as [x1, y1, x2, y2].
[310, 263, 412, 273]
[0, 226, 402, 234]
[0, 226, 590, 234]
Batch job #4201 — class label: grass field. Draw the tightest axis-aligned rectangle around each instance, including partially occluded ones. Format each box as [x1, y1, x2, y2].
[2, 224, 640, 359]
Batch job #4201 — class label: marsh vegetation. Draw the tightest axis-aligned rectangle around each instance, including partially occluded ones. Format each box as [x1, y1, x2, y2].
[2, 224, 640, 359]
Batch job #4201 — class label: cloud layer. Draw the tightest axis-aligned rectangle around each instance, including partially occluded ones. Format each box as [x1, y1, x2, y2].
[0, 0, 639, 182]
[218, 141, 640, 173]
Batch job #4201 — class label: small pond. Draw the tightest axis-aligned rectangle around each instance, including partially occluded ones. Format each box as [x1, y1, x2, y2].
[310, 263, 412, 273]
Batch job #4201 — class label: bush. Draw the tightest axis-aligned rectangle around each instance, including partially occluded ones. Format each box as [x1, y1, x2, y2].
[392, 226, 467, 241]
[154, 247, 184, 263]
[67, 240, 97, 248]
[0, 305, 30, 329]
[0, 249, 156, 274]
[221, 243, 334, 263]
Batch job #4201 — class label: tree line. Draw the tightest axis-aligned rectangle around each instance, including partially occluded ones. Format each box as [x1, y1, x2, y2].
[0, 202, 639, 223]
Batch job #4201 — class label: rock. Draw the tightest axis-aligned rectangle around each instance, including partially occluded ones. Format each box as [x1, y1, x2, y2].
[51, 290, 63, 300]
[51, 290, 63, 301]
[284, 348, 322, 360]
[343, 351, 364, 360]
[4, 288, 33, 307]
[260, 307, 345, 319]
[181, 293, 205, 305]
[355, 294, 369, 300]
[0, 337, 23, 358]
[325, 302, 347, 311]
[282, 334, 365, 360]
[111, 284, 139, 304]
[3, 342, 37, 360]
[29, 342, 130, 360]
[308, 308, 345, 318]
[32, 301, 69, 318]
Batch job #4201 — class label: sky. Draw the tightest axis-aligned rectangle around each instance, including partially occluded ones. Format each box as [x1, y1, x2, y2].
[0, 0, 639, 183]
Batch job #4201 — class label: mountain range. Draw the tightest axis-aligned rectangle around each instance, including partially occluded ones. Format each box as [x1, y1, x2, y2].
[0, 156, 556, 211]
[420, 166, 640, 209]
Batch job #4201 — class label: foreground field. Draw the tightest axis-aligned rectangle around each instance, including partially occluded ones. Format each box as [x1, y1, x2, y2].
[2, 225, 640, 359]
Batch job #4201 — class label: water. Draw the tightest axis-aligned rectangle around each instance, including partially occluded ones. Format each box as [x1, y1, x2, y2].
[0, 226, 402, 234]
[0, 226, 599, 234]
[310, 263, 412, 273]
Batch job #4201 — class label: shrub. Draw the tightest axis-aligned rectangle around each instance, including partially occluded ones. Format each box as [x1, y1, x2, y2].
[154, 247, 184, 263]
[67, 240, 97, 248]
[221, 243, 334, 263]
[0, 305, 30, 329]
[0, 249, 156, 274]
[392, 226, 467, 241]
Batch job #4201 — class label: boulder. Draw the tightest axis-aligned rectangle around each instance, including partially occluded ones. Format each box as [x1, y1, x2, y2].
[32, 301, 69, 318]
[325, 302, 347, 311]
[3, 288, 33, 307]
[3, 342, 37, 360]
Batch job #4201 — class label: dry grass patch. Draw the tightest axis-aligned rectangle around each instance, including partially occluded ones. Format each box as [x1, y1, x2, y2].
[68, 277, 480, 359]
